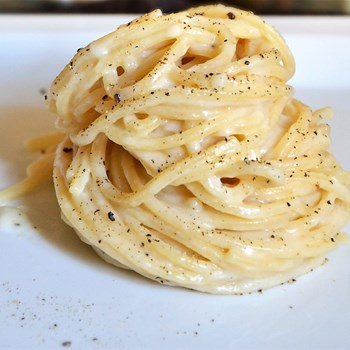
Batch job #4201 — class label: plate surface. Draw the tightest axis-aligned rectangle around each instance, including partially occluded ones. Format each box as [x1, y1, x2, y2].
[0, 14, 349, 350]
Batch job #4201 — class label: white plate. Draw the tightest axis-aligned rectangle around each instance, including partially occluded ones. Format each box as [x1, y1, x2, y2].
[0, 14, 349, 350]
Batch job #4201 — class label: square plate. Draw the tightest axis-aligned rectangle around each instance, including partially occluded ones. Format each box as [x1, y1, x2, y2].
[0, 14, 349, 350]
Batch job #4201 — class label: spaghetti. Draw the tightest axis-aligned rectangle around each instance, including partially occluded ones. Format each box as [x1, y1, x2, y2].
[3, 5, 350, 294]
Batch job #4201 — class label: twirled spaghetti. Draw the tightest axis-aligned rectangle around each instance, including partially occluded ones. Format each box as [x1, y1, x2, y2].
[7, 5, 350, 294]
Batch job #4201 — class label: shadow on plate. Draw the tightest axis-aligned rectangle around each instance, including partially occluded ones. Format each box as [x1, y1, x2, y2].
[0, 105, 159, 289]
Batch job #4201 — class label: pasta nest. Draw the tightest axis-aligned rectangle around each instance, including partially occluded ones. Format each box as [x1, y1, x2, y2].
[48, 4, 350, 294]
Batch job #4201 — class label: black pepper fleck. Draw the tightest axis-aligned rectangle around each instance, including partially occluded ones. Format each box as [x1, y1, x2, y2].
[114, 93, 121, 103]
[108, 211, 115, 221]
[227, 12, 235, 19]
[62, 341, 72, 347]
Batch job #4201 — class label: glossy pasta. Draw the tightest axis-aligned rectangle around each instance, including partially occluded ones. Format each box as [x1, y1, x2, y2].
[44, 5, 350, 293]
